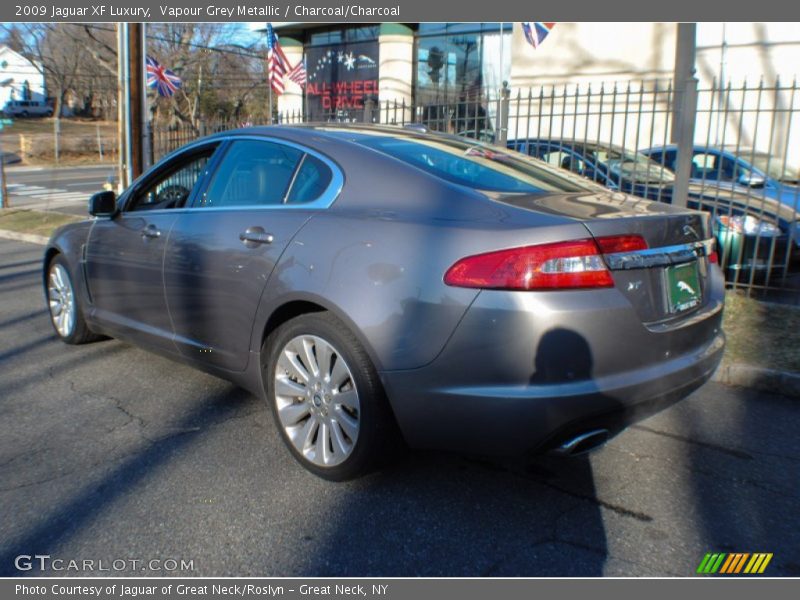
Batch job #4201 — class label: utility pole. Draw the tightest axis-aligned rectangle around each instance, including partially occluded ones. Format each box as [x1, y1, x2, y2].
[117, 22, 147, 189]
[0, 121, 8, 209]
[671, 23, 698, 208]
[671, 23, 697, 143]
[128, 22, 145, 181]
[116, 23, 126, 191]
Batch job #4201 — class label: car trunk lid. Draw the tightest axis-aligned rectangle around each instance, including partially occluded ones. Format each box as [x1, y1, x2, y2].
[489, 190, 716, 324]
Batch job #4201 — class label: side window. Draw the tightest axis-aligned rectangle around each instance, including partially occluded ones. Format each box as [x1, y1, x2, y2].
[719, 156, 751, 182]
[543, 150, 585, 175]
[691, 152, 722, 180]
[127, 148, 216, 212]
[286, 155, 333, 204]
[198, 140, 302, 208]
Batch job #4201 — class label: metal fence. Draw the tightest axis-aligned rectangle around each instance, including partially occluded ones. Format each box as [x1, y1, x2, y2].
[152, 78, 800, 301]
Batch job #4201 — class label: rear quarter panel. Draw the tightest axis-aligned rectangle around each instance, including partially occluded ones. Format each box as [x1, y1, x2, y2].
[249, 147, 593, 371]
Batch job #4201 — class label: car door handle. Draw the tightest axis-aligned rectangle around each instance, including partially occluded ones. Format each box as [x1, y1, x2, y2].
[239, 227, 274, 247]
[142, 224, 161, 239]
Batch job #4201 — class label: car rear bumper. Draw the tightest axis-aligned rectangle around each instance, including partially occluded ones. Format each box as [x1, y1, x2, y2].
[382, 330, 724, 456]
[380, 271, 726, 457]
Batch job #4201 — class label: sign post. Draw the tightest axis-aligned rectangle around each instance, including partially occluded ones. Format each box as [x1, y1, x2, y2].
[0, 118, 12, 209]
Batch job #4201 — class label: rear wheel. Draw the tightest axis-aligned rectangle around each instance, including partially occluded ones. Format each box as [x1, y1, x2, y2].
[46, 255, 101, 345]
[264, 312, 396, 480]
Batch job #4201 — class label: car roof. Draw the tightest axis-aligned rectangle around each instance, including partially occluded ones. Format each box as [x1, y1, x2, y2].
[512, 137, 632, 152]
[647, 144, 761, 156]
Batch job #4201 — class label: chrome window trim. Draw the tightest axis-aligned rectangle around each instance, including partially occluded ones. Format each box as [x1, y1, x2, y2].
[604, 239, 715, 270]
[124, 133, 344, 213]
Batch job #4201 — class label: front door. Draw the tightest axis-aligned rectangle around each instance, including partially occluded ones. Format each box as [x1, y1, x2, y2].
[85, 145, 219, 351]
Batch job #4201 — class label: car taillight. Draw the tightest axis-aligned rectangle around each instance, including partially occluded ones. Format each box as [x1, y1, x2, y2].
[444, 238, 617, 290]
[595, 235, 648, 254]
[707, 239, 719, 264]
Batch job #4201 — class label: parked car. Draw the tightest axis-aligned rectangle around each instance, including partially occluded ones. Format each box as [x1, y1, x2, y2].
[510, 138, 800, 282]
[509, 138, 678, 201]
[45, 125, 725, 480]
[2, 99, 53, 118]
[641, 144, 800, 210]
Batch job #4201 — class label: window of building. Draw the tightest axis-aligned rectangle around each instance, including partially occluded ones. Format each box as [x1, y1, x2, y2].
[414, 23, 512, 136]
[308, 26, 379, 47]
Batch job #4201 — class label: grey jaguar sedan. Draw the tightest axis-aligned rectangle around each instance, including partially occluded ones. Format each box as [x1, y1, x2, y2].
[44, 124, 725, 480]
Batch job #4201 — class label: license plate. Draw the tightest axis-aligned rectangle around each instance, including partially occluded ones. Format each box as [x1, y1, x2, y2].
[666, 261, 701, 314]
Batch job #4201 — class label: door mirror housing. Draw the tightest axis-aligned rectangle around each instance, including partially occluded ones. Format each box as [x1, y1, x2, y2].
[89, 191, 117, 217]
[738, 172, 766, 188]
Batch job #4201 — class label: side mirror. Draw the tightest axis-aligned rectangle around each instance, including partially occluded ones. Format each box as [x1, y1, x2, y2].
[738, 172, 766, 188]
[89, 191, 117, 217]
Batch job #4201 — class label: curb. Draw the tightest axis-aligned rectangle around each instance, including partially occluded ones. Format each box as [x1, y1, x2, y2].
[712, 363, 800, 398]
[0, 229, 48, 245]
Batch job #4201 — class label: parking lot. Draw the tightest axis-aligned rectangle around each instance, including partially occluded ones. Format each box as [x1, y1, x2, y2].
[0, 237, 798, 577]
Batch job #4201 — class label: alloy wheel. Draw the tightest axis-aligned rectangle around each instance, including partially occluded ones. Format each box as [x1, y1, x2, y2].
[273, 335, 360, 467]
[48, 263, 76, 338]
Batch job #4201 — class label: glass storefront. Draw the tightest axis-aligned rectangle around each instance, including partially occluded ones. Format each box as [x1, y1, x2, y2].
[304, 26, 380, 121]
[415, 23, 512, 137]
[291, 23, 512, 127]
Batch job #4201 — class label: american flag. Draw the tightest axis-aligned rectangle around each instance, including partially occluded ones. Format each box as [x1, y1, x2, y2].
[146, 56, 182, 97]
[521, 22, 556, 49]
[287, 58, 307, 87]
[266, 23, 289, 95]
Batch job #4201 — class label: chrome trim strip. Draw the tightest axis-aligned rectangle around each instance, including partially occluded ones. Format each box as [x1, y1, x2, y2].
[604, 239, 715, 270]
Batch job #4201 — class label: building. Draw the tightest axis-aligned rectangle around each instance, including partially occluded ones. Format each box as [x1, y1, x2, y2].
[0, 45, 46, 109]
[268, 23, 800, 166]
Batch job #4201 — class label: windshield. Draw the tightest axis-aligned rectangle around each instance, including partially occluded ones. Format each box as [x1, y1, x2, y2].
[591, 148, 676, 183]
[748, 153, 800, 183]
[326, 130, 601, 194]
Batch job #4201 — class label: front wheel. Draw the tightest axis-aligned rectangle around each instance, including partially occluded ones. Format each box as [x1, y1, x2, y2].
[46, 255, 101, 345]
[264, 312, 397, 480]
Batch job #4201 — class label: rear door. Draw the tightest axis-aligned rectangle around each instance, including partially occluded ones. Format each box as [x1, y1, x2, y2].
[164, 137, 341, 371]
[85, 143, 219, 351]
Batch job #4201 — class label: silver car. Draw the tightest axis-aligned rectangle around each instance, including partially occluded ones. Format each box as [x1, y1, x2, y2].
[44, 125, 725, 479]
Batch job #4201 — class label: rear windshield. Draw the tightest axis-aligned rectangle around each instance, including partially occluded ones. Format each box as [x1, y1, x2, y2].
[329, 130, 598, 194]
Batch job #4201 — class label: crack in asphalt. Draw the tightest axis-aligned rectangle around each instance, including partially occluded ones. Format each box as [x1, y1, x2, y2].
[0, 373, 259, 493]
[631, 424, 755, 459]
[460, 456, 654, 523]
[608, 431, 800, 502]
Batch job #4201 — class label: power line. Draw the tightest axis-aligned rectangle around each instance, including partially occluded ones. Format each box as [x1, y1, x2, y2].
[79, 24, 268, 62]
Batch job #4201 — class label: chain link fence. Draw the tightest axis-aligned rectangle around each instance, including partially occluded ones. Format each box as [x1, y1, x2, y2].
[152, 78, 800, 301]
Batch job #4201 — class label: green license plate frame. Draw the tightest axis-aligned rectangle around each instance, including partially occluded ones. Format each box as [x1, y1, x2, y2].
[666, 261, 701, 314]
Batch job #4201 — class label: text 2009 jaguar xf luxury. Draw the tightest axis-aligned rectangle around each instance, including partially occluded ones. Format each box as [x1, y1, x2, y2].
[44, 125, 725, 479]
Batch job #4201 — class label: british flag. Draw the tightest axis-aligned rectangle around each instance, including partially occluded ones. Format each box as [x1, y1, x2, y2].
[521, 22, 556, 49]
[146, 56, 182, 97]
[267, 23, 290, 95]
[287, 58, 307, 88]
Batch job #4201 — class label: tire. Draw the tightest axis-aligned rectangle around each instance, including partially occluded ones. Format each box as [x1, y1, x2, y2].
[46, 255, 102, 345]
[264, 312, 397, 480]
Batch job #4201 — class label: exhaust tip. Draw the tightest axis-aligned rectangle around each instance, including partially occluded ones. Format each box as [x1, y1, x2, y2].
[550, 429, 610, 457]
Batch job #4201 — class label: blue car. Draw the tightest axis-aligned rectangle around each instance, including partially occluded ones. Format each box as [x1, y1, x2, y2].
[509, 138, 800, 281]
[642, 145, 800, 211]
[508, 138, 677, 202]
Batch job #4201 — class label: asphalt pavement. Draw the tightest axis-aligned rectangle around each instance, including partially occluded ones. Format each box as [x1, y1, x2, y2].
[0, 238, 798, 577]
[2, 164, 114, 217]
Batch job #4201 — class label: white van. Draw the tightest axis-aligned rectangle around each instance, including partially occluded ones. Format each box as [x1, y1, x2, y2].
[2, 100, 53, 117]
